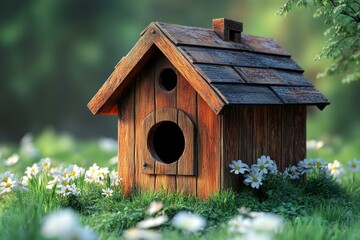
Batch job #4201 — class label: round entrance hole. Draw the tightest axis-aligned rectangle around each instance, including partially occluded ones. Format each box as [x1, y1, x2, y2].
[148, 121, 185, 164]
[159, 68, 177, 91]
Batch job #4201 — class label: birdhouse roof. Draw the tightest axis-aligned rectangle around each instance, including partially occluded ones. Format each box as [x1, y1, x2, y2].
[88, 19, 329, 115]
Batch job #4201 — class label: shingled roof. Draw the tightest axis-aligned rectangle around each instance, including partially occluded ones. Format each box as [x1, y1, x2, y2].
[88, 18, 329, 115]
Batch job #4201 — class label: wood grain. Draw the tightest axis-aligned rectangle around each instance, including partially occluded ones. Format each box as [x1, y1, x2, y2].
[271, 86, 330, 105]
[281, 106, 294, 171]
[195, 64, 245, 83]
[118, 84, 135, 196]
[239, 106, 254, 166]
[253, 106, 269, 159]
[293, 106, 306, 165]
[176, 74, 197, 195]
[267, 106, 282, 167]
[154, 55, 177, 191]
[197, 96, 220, 198]
[237, 67, 287, 85]
[135, 63, 156, 191]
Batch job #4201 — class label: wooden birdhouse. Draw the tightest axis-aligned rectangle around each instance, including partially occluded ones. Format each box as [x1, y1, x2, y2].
[88, 18, 329, 198]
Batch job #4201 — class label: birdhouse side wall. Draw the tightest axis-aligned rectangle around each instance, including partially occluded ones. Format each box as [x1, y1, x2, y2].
[220, 105, 306, 190]
[118, 54, 221, 197]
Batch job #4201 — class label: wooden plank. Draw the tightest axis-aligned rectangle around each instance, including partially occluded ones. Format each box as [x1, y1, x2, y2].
[195, 64, 245, 83]
[212, 84, 283, 105]
[180, 46, 303, 71]
[221, 107, 242, 191]
[140, 111, 156, 174]
[197, 96, 220, 198]
[88, 27, 158, 115]
[118, 84, 135, 196]
[154, 55, 177, 191]
[275, 70, 312, 86]
[239, 106, 254, 166]
[253, 106, 269, 159]
[153, 24, 226, 114]
[212, 18, 243, 42]
[281, 106, 294, 171]
[176, 74, 197, 195]
[293, 106, 306, 165]
[156, 22, 290, 56]
[271, 86, 330, 105]
[267, 106, 282, 167]
[135, 64, 156, 191]
[236, 67, 288, 85]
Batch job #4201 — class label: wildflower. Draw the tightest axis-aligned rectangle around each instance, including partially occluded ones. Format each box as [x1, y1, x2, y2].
[123, 228, 162, 240]
[65, 164, 84, 180]
[98, 137, 117, 152]
[328, 160, 343, 177]
[85, 164, 100, 183]
[57, 177, 70, 188]
[136, 215, 168, 229]
[39, 157, 52, 172]
[4, 154, 19, 166]
[347, 159, 360, 172]
[0, 177, 17, 195]
[172, 211, 206, 232]
[306, 140, 324, 150]
[25, 163, 39, 179]
[20, 133, 39, 158]
[109, 155, 118, 165]
[253, 156, 270, 174]
[228, 215, 252, 234]
[283, 165, 301, 179]
[102, 188, 113, 197]
[0, 171, 16, 183]
[99, 167, 110, 180]
[109, 170, 122, 187]
[229, 160, 249, 174]
[298, 159, 315, 175]
[249, 212, 284, 233]
[314, 158, 327, 169]
[147, 201, 164, 215]
[41, 208, 97, 240]
[244, 171, 263, 189]
[17, 176, 29, 191]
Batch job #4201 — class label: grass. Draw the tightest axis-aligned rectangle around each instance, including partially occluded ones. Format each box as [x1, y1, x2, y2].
[1, 129, 360, 239]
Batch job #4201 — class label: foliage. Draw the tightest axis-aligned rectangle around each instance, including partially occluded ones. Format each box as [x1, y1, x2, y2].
[278, 0, 360, 83]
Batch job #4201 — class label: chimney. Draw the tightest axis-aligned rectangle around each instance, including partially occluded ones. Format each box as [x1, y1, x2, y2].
[212, 18, 243, 42]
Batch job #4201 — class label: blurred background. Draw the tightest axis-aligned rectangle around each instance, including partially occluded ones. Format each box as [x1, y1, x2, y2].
[1, 0, 359, 153]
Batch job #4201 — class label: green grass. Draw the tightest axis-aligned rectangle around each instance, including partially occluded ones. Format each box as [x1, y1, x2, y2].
[1, 130, 360, 239]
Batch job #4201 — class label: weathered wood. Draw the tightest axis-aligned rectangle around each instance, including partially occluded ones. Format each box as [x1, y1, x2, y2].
[239, 106, 254, 166]
[197, 96, 220, 198]
[118, 85, 135, 196]
[271, 86, 330, 105]
[153, 24, 226, 114]
[212, 84, 283, 105]
[195, 64, 245, 83]
[180, 46, 303, 71]
[281, 106, 294, 171]
[221, 107, 242, 191]
[275, 70, 312, 86]
[88, 28, 158, 115]
[156, 22, 290, 56]
[237, 67, 287, 85]
[212, 18, 243, 42]
[153, 56, 177, 191]
[135, 64, 156, 191]
[293, 106, 306, 165]
[176, 74, 197, 195]
[267, 106, 282, 167]
[140, 111, 156, 174]
[253, 106, 269, 158]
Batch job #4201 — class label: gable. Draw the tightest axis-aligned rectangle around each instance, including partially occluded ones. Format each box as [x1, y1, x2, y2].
[88, 20, 329, 115]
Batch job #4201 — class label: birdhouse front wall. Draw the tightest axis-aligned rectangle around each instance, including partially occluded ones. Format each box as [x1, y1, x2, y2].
[117, 53, 222, 197]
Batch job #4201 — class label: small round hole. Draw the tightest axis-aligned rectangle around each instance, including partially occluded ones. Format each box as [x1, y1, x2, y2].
[148, 121, 185, 164]
[159, 68, 177, 91]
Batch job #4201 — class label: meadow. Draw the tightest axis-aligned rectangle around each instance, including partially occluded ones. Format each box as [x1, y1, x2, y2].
[1, 129, 360, 240]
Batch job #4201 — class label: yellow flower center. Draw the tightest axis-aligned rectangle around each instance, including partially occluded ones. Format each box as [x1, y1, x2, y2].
[253, 177, 258, 183]
[351, 163, 357, 168]
[44, 163, 49, 169]
[259, 164, 265, 170]
[62, 181, 69, 186]
[308, 163, 314, 167]
[2, 177, 8, 183]
[316, 162, 322, 167]
[70, 171, 76, 176]
[5, 183, 11, 188]
[234, 166, 240, 171]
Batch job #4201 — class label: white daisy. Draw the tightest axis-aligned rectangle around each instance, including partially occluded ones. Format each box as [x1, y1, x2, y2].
[4, 154, 19, 166]
[347, 159, 360, 172]
[25, 163, 39, 179]
[136, 215, 168, 229]
[298, 159, 315, 175]
[328, 160, 343, 177]
[146, 201, 164, 215]
[229, 160, 249, 174]
[109, 171, 122, 187]
[172, 211, 206, 232]
[102, 188, 113, 197]
[39, 157, 52, 172]
[0, 177, 17, 195]
[284, 165, 300, 179]
[244, 171, 263, 189]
